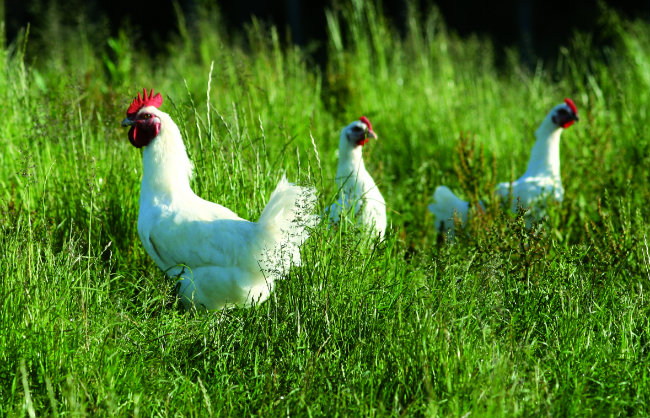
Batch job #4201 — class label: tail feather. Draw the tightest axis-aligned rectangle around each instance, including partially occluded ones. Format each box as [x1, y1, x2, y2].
[428, 186, 470, 233]
[257, 175, 318, 277]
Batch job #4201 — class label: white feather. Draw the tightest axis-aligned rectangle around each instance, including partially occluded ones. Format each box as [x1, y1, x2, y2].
[326, 120, 386, 237]
[134, 107, 317, 311]
[429, 102, 574, 234]
[427, 185, 470, 233]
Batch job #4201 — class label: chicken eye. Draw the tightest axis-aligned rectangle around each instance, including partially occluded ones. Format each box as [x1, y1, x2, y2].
[142, 113, 152, 119]
[351, 126, 363, 132]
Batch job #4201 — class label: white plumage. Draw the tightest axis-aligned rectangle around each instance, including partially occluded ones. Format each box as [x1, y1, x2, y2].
[428, 185, 472, 232]
[122, 89, 317, 311]
[429, 99, 579, 233]
[326, 117, 387, 237]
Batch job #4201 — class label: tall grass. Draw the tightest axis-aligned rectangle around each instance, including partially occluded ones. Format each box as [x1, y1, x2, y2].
[1, 2, 649, 416]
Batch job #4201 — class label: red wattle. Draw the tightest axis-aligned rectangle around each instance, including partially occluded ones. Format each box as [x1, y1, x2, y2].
[127, 121, 160, 148]
[128, 126, 141, 148]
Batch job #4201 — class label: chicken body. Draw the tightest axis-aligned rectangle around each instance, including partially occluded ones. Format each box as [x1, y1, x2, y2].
[327, 118, 386, 237]
[429, 99, 578, 234]
[123, 91, 316, 310]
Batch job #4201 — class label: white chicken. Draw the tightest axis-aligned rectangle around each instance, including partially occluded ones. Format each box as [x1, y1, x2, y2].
[429, 98, 579, 233]
[121, 88, 317, 311]
[326, 116, 387, 237]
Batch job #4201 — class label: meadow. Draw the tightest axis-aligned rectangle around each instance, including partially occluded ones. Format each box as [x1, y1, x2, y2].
[1, 2, 650, 416]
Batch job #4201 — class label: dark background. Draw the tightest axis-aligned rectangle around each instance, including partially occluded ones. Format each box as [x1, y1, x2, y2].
[4, 0, 650, 64]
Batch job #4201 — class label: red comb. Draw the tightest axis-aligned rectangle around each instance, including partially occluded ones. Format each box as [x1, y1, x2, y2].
[564, 98, 577, 114]
[126, 88, 163, 117]
[359, 116, 373, 131]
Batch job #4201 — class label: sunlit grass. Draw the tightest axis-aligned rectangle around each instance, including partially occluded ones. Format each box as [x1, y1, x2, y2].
[1, 2, 649, 417]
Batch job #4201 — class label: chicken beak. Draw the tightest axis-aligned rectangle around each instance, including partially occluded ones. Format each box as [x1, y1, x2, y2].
[121, 118, 135, 127]
[367, 129, 378, 140]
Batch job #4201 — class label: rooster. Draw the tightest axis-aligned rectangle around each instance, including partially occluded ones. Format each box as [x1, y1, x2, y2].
[326, 116, 387, 237]
[121, 88, 317, 311]
[429, 98, 579, 233]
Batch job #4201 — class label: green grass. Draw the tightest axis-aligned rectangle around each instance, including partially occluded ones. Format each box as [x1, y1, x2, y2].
[1, 2, 650, 416]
